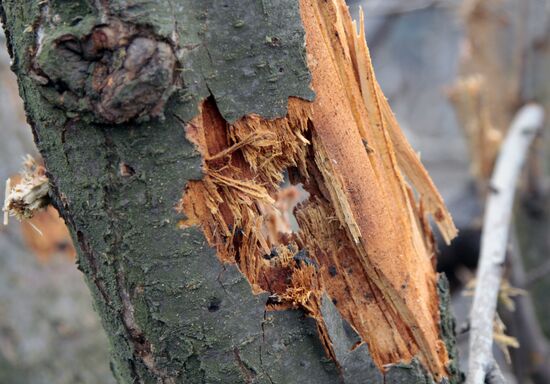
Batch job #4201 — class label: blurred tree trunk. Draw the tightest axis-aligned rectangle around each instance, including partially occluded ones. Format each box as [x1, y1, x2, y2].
[0, 1, 460, 383]
[515, 1, 550, 381]
[450, 0, 550, 382]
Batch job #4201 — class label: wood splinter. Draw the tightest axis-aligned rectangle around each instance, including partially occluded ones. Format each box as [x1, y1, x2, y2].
[3, 155, 50, 228]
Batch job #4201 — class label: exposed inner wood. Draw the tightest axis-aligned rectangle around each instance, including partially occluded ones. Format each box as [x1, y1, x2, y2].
[179, 0, 457, 380]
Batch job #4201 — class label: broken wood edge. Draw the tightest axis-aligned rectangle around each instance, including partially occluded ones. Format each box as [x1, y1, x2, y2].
[179, 1, 460, 382]
[352, 6, 458, 244]
[2, 155, 50, 226]
[181, 1, 462, 378]
[466, 104, 545, 384]
[301, 1, 457, 380]
[180, 95, 455, 382]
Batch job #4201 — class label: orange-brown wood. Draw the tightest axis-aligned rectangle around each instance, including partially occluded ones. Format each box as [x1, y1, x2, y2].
[297, 1, 455, 376]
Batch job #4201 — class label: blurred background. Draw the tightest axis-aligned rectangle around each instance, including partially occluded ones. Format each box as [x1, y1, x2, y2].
[0, 0, 548, 383]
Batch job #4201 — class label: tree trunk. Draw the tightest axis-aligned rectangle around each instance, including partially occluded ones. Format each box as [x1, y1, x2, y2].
[1, 1, 460, 383]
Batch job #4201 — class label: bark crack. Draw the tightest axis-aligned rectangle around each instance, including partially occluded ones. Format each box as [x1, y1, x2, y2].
[102, 130, 175, 384]
[233, 348, 257, 383]
[260, 309, 275, 384]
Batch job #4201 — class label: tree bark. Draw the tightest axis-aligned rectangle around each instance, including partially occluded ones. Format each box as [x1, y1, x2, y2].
[1, 1, 460, 383]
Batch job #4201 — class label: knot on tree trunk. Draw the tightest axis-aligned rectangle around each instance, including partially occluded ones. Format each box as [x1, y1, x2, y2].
[34, 20, 177, 124]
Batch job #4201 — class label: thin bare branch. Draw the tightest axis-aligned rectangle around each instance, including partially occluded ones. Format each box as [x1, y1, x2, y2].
[466, 104, 545, 384]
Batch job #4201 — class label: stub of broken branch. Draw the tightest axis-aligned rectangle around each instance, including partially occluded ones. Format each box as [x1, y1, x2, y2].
[180, 1, 458, 381]
[467, 104, 545, 384]
[3, 155, 50, 226]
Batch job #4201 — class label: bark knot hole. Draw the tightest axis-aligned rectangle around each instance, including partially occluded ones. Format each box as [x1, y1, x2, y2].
[35, 20, 177, 124]
[208, 297, 221, 312]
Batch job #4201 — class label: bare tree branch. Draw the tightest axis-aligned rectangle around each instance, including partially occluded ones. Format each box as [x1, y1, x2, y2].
[467, 103, 545, 384]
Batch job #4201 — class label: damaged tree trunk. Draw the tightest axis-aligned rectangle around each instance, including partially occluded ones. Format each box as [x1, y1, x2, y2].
[1, 1, 460, 383]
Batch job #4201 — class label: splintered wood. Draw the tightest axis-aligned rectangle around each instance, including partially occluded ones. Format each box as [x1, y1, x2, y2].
[179, 0, 457, 380]
[3, 155, 50, 225]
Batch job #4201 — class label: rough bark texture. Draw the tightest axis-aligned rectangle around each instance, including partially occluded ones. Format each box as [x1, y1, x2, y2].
[1, 1, 459, 383]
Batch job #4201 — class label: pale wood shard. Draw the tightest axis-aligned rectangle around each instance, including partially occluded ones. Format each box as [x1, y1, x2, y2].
[450, 0, 524, 189]
[448, 76, 503, 184]
[3, 155, 50, 224]
[351, 7, 458, 244]
[180, 0, 457, 381]
[458, 0, 522, 135]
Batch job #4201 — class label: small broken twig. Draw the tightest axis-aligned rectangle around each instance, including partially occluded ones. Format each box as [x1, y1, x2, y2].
[466, 104, 545, 384]
[3, 155, 50, 227]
